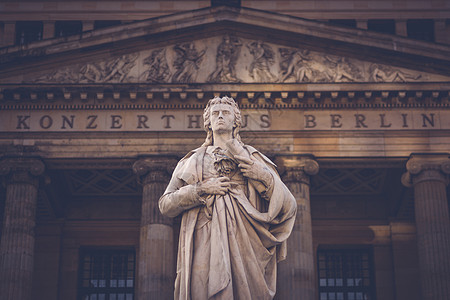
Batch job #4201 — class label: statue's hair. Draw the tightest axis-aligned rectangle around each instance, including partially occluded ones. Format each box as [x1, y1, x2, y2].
[201, 96, 242, 147]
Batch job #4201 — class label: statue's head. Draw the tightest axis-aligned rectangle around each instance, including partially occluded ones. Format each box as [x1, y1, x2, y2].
[202, 96, 242, 146]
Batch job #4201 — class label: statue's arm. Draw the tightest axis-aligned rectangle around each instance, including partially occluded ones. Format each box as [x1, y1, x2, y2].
[225, 139, 275, 200]
[158, 157, 205, 218]
[159, 176, 205, 218]
[250, 152, 276, 200]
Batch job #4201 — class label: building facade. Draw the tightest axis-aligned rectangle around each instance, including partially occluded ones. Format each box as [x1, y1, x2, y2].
[0, 1, 449, 300]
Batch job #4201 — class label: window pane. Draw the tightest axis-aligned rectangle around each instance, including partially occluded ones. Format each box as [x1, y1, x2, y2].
[78, 249, 135, 300]
[15, 21, 43, 45]
[368, 19, 395, 34]
[94, 20, 121, 30]
[55, 21, 82, 37]
[407, 19, 435, 42]
[329, 19, 357, 28]
[318, 248, 374, 299]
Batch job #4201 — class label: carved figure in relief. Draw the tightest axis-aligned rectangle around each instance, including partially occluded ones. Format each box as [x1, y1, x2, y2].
[172, 43, 206, 83]
[278, 48, 314, 82]
[80, 53, 138, 83]
[324, 56, 363, 82]
[247, 41, 277, 82]
[103, 53, 138, 82]
[369, 63, 422, 82]
[159, 96, 296, 299]
[140, 48, 171, 83]
[80, 62, 104, 82]
[32, 66, 78, 83]
[207, 35, 242, 83]
[278, 48, 364, 83]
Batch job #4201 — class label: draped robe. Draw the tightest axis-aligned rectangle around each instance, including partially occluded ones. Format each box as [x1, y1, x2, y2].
[159, 145, 296, 300]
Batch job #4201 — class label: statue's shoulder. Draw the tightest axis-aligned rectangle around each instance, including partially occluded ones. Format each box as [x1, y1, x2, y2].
[171, 147, 207, 184]
[243, 145, 277, 168]
[179, 146, 206, 163]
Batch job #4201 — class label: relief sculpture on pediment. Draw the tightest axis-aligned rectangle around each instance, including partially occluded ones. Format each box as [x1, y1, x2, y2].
[140, 48, 171, 83]
[33, 66, 79, 83]
[171, 43, 206, 83]
[207, 35, 242, 83]
[324, 56, 364, 82]
[80, 53, 139, 83]
[19, 35, 440, 85]
[278, 48, 364, 83]
[369, 63, 422, 82]
[247, 41, 277, 82]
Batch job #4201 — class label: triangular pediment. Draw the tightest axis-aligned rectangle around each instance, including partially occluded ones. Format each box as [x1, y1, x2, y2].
[6, 36, 450, 85]
[1, 6, 450, 85]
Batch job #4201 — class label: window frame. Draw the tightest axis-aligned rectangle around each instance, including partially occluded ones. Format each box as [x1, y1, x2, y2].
[77, 247, 136, 300]
[317, 246, 376, 300]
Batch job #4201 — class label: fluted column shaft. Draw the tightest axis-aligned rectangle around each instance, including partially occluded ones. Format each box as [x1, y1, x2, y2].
[0, 158, 45, 300]
[275, 156, 319, 300]
[133, 158, 177, 300]
[402, 154, 450, 300]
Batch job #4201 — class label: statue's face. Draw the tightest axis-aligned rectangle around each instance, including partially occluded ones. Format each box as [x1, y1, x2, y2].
[210, 103, 235, 134]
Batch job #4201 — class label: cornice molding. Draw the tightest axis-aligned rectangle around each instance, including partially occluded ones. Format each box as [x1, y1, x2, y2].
[1, 6, 450, 63]
[1, 85, 449, 110]
[1, 6, 450, 85]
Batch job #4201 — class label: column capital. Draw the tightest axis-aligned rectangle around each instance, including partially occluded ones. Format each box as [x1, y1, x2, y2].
[132, 156, 178, 185]
[275, 155, 319, 184]
[401, 153, 450, 187]
[0, 157, 45, 187]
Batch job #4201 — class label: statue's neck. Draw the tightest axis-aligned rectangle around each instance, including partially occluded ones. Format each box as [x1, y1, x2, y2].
[213, 131, 232, 149]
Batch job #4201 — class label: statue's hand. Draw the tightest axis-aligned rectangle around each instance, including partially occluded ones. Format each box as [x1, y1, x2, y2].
[235, 155, 272, 186]
[197, 177, 231, 196]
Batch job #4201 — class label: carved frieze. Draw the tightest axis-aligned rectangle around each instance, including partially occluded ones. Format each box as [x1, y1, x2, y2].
[140, 48, 171, 83]
[19, 35, 446, 84]
[171, 43, 206, 83]
[80, 53, 139, 83]
[247, 41, 277, 82]
[207, 35, 242, 83]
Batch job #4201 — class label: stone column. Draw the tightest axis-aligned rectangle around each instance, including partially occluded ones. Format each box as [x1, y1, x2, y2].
[42, 21, 55, 39]
[275, 155, 319, 300]
[0, 158, 45, 300]
[133, 158, 177, 300]
[356, 19, 368, 30]
[82, 21, 95, 32]
[395, 20, 408, 37]
[402, 154, 450, 300]
[434, 19, 450, 45]
[2, 22, 16, 47]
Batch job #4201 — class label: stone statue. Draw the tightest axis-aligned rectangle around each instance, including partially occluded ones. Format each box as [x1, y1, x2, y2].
[140, 48, 171, 83]
[247, 41, 277, 82]
[369, 63, 422, 82]
[159, 96, 297, 299]
[79, 53, 138, 83]
[207, 35, 242, 83]
[172, 43, 206, 83]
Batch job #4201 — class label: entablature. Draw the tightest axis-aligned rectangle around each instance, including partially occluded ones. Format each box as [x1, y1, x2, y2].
[1, 83, 450, 110]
